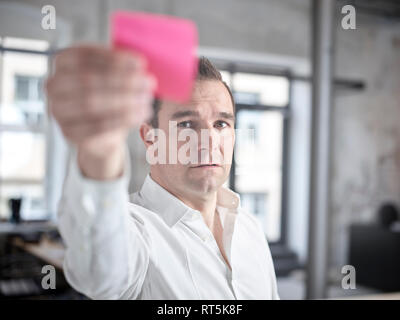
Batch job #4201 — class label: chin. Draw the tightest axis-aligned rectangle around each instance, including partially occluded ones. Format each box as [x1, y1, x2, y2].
[187, 172, 224, 194]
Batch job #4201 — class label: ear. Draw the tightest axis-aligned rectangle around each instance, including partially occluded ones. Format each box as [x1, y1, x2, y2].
[140, 122, 155, 149]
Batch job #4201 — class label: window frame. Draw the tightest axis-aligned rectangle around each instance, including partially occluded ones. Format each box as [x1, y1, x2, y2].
[0, 42, 51, 220]
[212, 60, 292, 246]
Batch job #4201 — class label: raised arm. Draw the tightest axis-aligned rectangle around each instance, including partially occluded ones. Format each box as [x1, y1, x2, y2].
[45, 46, 155, 299]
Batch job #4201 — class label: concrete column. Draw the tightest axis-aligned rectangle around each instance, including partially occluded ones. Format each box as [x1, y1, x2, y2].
[306, 0, 335, 300]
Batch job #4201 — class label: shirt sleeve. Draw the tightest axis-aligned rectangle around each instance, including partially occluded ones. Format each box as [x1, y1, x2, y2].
[57, 144, 150, 300]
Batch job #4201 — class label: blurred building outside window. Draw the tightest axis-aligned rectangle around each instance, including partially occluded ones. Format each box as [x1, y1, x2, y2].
[0, 37, 49, 221]
[218, 66, 290, 243]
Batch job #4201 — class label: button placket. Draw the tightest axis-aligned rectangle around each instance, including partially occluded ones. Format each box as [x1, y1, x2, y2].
[200, 231, 213, 243]
[227, 267, 233, 281]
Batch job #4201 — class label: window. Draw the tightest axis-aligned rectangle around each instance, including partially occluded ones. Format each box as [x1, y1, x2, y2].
[0, 37, 49, 221]
[232, 72, 289, 106]
[15, 75, 44, 101]
[15, 75, 31, 101]
[217, 63, 290, 243]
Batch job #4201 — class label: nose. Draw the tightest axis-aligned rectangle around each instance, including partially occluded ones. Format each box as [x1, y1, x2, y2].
[198, 125, 220, 150]
[198, 127, 222, 164]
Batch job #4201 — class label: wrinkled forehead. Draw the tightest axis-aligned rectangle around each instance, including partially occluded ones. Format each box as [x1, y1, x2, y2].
[160, 80, 234, 120]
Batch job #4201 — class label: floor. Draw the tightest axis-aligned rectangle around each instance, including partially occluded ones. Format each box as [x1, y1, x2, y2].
[277, 270, 382, 300]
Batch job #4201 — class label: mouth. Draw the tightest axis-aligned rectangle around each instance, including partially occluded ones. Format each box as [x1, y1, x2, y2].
[190, 164, 221, 168]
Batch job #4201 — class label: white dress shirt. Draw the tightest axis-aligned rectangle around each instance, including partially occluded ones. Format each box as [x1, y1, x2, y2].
[58, 147, 279, 300]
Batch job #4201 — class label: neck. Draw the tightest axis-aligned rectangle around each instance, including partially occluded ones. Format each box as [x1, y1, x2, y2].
[150, 173, 218, 228]
[182, 192, 217, 228]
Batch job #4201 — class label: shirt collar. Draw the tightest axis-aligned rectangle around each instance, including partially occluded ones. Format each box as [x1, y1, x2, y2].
[138, 174, 241, 228]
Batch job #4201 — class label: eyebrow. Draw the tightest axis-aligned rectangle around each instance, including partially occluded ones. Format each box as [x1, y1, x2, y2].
[171, 110, 235, 121]
[218, 112, 235, 121]
[171, 110, 199, 119]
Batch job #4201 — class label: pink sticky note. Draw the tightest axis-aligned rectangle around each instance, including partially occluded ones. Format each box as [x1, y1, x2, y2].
[111, 11, 198, 103]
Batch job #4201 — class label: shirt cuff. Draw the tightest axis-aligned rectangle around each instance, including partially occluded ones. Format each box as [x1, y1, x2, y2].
[63, 143, 131, 227]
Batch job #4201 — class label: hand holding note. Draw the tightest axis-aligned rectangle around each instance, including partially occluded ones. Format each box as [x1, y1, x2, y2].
[46, 11, 199, 180]
[46, 45, 155, 179]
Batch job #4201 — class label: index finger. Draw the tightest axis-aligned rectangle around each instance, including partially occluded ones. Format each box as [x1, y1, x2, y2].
[54, 45, 146, 74]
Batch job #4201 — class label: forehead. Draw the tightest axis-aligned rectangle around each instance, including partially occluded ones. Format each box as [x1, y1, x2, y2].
[160, 80, 234, 119]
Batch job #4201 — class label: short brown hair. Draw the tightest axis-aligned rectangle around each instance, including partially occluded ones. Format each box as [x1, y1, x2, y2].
[150, 57, 235, 127]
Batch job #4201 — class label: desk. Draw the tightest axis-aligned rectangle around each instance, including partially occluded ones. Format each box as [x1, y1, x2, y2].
[0, 221, 57, 236]
[12, 236, 65, 270]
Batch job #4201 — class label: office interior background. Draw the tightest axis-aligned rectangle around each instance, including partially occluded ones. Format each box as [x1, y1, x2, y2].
[0, 0, 399, 299]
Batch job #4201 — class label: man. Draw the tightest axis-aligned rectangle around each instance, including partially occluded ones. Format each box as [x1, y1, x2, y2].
[46, 46, 279, 299]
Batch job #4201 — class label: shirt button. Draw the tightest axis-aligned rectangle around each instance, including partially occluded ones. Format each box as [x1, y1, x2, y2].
[102, 197, 112, 209]
[81, 194, 95, 216]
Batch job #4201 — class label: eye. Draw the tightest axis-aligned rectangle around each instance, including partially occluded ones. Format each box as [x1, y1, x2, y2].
[214, 120, 229, 129]
[177, 120, 193, 128]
